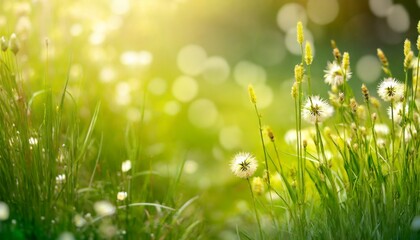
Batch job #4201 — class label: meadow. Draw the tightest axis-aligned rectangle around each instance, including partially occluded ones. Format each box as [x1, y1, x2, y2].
[0, 0, 420, 239]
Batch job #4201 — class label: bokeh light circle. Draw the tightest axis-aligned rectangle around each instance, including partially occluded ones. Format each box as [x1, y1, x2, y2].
[276, 3, 307, 32]
[188, 99, 218, 128]
[356, 55, 381, 83]
[177, 45, 207, 76]
[172, 76, 199, 102]
[201, 56, 230, 84]
[386, 4, 410, 33]
[234, 61, 266, 87]
[219, 126, 242, 150]
[148, 78, 167, 96]
[307, 0, 339, 25]
[164, 101, 181, 116]
[369, 0, 393, 17]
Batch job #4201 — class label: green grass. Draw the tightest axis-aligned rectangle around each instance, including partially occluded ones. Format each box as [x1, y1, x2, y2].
[232, 22, 420, 239]
[1, 1, 420, 239]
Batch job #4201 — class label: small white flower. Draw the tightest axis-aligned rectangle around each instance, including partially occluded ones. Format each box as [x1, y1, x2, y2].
[230, 152, 258, 179]
[324, 61, 352, 86]
[29, 137, 38, 145]
[377, 78, 404, 102]
[302, 96, 334, 124]
[121, 160, 132, 173]
[387, 102, 408, 123]
[0, 202, 9, 221]
[93, 201, 116, 217]
[117, 191, 128, 201]
[56, 174, 66, 184]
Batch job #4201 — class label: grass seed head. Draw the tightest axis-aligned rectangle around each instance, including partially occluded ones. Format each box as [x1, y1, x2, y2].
[377, 48, 389, 68]
[305, 41, 313, 65]
[248, 84, 257, 104]
[297, 21, 304, 45]
[404, 39, 411, 57]
[404, 51, 413, 70]
[342, 52, 350, 72]
[291, 82, 298, 99]
[361, 84, 370, 102]
[294, 64, 304, 83]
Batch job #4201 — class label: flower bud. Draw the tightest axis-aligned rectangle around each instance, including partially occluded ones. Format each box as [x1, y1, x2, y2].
[9, 33, 19, 55]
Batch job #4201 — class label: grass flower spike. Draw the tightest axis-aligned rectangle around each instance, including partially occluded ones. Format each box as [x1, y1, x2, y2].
[324, 61, 351, 86]
[302, 96, 334, 124]
[248, 84, 257, 104]
[377, 78, 404, 102]
[297, 21, 304, 45]
[230, 152, 258, 179]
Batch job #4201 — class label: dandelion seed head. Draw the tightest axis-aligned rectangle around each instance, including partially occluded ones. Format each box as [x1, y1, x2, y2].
[117, 191, 128, 201]
[324, 61, 351, 86]
[302, 96, 334, 123]
[94, 201, 116, 217]
[121, 160, 132, 173]
[377, 78, 404, 102]
[230, 152, 258, 179]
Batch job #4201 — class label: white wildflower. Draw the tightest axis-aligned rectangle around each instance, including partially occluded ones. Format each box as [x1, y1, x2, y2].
[230, 152, 258, 179]
[56, 174, 66, 184]
[0, 202, 9, 221]
[302, 96, 334, 124]
[324, 61, 352, 86]
[117, 191, 127, 201]
[121, 160, 132, 173]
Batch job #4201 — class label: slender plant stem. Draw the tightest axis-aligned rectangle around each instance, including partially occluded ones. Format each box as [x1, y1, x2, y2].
[247, 178, 263, 240]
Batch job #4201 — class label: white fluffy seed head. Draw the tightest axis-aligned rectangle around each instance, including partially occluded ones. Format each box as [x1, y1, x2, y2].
[230, 152, 258, 179]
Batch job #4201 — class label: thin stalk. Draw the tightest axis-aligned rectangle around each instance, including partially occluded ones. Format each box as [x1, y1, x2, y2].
[247, 178, 263, 240]
[253, 104, 270, 184]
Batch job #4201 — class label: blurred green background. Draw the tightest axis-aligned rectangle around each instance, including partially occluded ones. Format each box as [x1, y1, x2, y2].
[1, 0, 419, 237]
